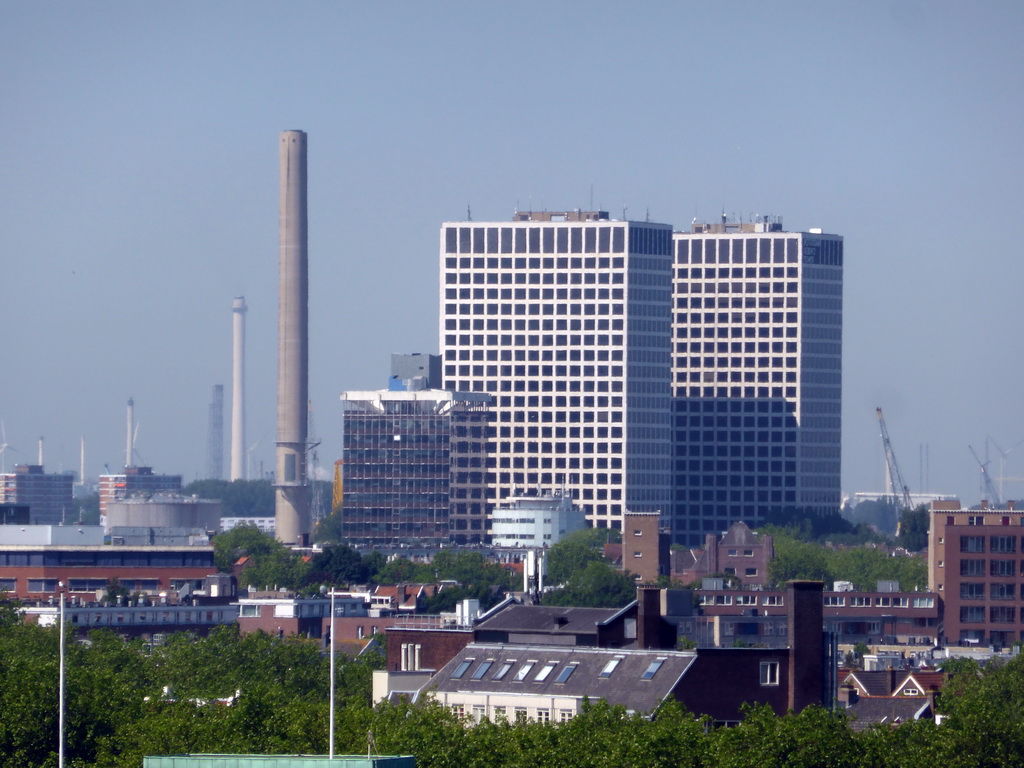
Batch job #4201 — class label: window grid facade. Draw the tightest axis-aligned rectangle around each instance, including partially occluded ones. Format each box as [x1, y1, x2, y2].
[671, 226, 843, 545]
[340, 390, 492, 545]
[439, 213, 673, 530]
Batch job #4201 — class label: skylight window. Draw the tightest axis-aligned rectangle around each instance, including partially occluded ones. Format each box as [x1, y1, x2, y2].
[493, 662, 513, 680]
[534, 663, 557, 682]
[640, 659, 665, 680]
[451, 660, 473, 679]
[471, 661, 493, 680]
[514, 662, 536, 682]
[599, 658, 622, 678]
[554, 665, 577, 684]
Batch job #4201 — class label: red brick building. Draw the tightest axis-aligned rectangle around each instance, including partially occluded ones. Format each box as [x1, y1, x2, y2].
[929, 499, 1024, 647]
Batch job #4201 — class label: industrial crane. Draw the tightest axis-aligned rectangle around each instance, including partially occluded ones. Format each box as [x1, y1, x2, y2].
[876, 407, 913, 511]
[969, 444, 1002, 508]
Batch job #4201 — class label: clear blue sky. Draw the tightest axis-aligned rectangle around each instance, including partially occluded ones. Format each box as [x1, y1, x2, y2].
[2, 2, 1023, 505]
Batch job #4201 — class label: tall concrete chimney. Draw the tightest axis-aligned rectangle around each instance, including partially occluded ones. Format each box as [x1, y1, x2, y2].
[275, 130, 309, 545]
[230, 297, 247, 481]
[126, 397, 135, 469]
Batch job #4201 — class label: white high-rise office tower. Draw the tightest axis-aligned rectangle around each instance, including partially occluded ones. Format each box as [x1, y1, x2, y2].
[671, 218, 842, 546]
[439, 210, 674, 533]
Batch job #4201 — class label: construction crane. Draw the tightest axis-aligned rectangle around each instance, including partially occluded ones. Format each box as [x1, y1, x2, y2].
[307, 400, 325, 526]
[969, 444, 1002, 508]
[876, 407, 913, 511]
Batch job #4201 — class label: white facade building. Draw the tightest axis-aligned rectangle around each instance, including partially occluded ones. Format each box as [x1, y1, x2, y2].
[439, 211, 673, 532]
[489, 488, 587, 547]
[671, 219, 843, 545]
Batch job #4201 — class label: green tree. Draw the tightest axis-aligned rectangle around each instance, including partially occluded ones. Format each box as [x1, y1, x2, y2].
[306, 544, 369, 586]
[546, 527, 617, 585]
[543, 560, 637, 608]
[214, 524, 308, 589]
[897, 504, 930, 552]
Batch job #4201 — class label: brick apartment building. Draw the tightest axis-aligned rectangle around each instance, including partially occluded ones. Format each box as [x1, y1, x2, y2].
[929, 499, 1024, 647]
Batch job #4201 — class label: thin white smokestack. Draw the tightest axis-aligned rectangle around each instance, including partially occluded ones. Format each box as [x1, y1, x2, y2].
[38, 436, 44, 467]
[126, 398, 134, 469]
[230, 297, 247, 481]
[275, 129, 310, 545]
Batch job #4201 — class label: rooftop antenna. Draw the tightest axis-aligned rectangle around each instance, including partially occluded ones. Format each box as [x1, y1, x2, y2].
[645, 207, 650, 222]
[622, 205, 628, 220]
[466, 203, 472, 222]
[589, 185, 594, 211]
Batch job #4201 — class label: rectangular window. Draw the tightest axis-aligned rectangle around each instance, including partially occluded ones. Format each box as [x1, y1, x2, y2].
[514, 662, 536, 682]
[960, 583, 985, 600]
[493, 662, 513, 680]
[960, 559, 985, 576]
[991, 559, 1016, 576]
[536, 708, 551, 723]
[451, 660, 473, 680]
[27, 579, 57, 593]
[554, 664, 577, 684]
[640, 659, 665, 680]
[991, 583, 1016, 600]
[960, 606, 985, 623]
[239, 604, 261, 618]
[991, 536, 1017, 554]
[961, 536, 985, 553]
[471, 661, 493, 680]
[534, 663, 557, 682]
[760, 661, 780, 686]
[599, 658, 622, 678]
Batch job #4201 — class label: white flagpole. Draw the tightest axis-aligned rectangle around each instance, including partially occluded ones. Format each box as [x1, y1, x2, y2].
[329, 590, 335, 760]
[58, 590, 66, 768]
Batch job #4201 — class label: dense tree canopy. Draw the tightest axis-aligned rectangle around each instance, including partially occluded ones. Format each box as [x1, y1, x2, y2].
[545, 527, 619, 585]
[4, 615, 1024, 768]
[766, 529, 927, 591]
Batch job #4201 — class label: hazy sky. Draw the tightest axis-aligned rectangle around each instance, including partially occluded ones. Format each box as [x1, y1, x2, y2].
[2, 2, 1023, 506]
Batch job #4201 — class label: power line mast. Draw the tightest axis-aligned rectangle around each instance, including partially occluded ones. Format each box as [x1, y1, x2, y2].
[876, 407, 912, 511]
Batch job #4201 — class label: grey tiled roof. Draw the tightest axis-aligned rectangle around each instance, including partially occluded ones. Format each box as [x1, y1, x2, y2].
[844, 696, 931, 731]
[425, 643, 697, 714]
[843, 670, 897, 696]
[473, 605, 623, 635]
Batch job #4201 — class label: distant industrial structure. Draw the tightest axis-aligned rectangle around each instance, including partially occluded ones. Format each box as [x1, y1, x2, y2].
[207, 384, 224, 480]
[275, 129, 310, 545]
[231, 296, 247, 481]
